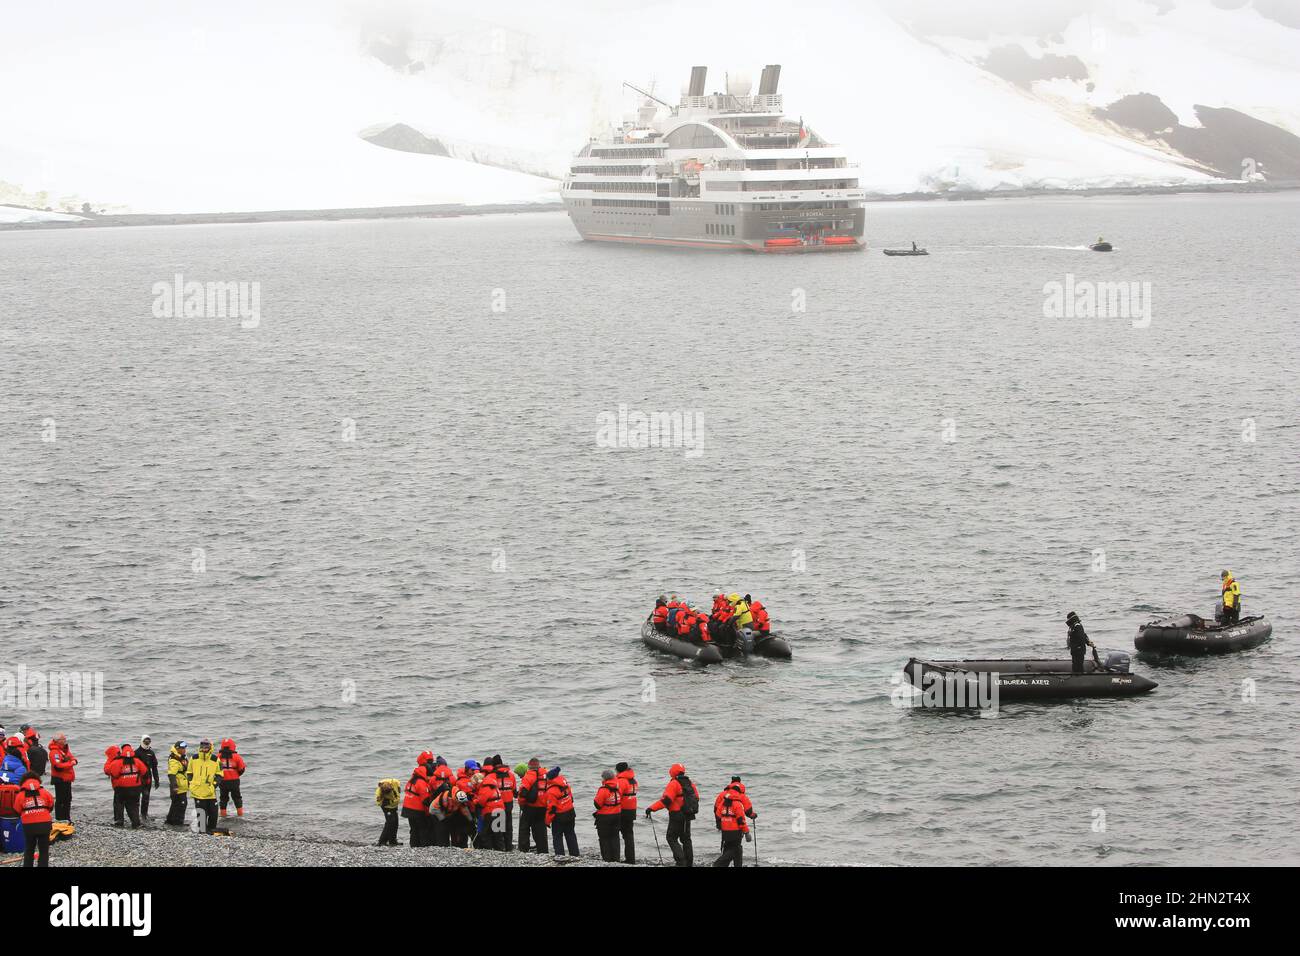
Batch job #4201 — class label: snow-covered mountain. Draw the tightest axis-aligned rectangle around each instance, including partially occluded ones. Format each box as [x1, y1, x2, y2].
[2, 0, 1297, 214]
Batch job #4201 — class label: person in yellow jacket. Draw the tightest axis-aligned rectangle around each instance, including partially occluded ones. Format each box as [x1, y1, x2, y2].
[731, 593, 753, 630]
[165, 741, 189, 825]
[187, 739, 221, 833]
[375, 779, 401, 847]
[1219, 570, 1242, 624]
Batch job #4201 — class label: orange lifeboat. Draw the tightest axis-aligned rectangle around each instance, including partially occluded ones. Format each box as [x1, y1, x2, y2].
[764, 237, 802, 247]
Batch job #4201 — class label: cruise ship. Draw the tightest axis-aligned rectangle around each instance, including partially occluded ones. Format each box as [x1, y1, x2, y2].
[562, 65, 865, 252]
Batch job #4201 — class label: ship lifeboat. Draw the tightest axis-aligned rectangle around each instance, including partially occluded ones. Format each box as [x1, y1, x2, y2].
[822, 235, 856, 245]
[764, 237, 803, 248]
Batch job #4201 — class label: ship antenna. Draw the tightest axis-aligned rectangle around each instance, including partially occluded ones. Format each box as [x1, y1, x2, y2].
[622, 80, 671, 109]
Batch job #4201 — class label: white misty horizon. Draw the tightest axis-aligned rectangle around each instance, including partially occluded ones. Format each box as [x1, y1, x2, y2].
[3, 0, 1298, 214]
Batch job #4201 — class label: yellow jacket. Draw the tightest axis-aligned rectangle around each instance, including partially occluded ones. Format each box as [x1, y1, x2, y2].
[733, 600, 753, 629]
[376, 779, 401, 810]
[187, 751, 221, 800]
[167, 749, 189, 794]
[1222, 576, 1241, 609]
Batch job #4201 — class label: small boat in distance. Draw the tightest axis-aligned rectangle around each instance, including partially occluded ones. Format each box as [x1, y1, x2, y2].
[883, 242, 928, 256]
[1135, 613, 1272, 655]
[1090, 237, 1113, 251]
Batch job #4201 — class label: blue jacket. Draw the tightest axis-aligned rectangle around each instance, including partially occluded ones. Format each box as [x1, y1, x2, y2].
[0, 754, 28, 784]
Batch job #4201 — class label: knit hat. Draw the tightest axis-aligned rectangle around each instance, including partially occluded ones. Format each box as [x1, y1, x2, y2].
[514, 763, 528, 776]
[435, 755, 447, 766]
[730, 775, 742, 783]
[546, 766, 561, 779]
[615, 762, 629, 773]
[528, 757, 540, 768]
[490, 754, 502, 766]
[601, 769, 615, 781]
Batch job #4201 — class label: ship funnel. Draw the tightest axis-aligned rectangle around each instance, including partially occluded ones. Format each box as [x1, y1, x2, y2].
[757, 63, 782, 95]
[688, 65, 708, 97]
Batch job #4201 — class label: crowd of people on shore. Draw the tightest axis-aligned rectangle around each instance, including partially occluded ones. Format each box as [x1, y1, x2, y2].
[650, 592, 771, 645]
[383, 754, 759, 866]
[0, 723, 248, 867]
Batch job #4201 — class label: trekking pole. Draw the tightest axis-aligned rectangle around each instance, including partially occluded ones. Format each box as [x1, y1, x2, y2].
[751, 819, 759, 867]
[648, 812, 664, 865]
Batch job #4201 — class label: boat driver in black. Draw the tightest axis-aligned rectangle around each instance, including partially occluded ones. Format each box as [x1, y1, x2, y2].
[1066, 611, 1095, 674]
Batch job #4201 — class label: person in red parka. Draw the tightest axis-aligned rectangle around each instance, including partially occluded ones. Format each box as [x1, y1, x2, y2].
[712, 782, 752, 868]
[615, 761, 638, 864]
[401, 765, 434, 847]
[516, 757, 549, 854]
[544, 766, 579, 858]
[749, 600, 771, 635]
[474, 770, 506, 851]
[217, 739, 246, 817]
[651, 597, 669, 634]
[593, 769, 623, 862]
[105, 744, 146, 829]
[646, 763, 700, 867]
[16, 773, 55, 867]
[48, 734, 77, 823]
[488, 755, 516, 851]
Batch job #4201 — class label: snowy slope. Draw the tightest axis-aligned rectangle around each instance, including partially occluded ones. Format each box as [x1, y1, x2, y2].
[0, 206, 85, 224]
[2, 0, 1296, 213]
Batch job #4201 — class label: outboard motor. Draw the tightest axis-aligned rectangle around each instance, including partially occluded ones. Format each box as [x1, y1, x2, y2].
[1102, 650, 1131, 673]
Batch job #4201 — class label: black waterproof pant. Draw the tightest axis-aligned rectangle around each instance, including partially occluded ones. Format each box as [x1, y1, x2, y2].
[402, 808, 429, 847]
[666, 812, 693, 867]
[195, 798, 218, 833]
[518, 805, 547, 853]
[550, 810, 579, 856]
[502, 802, 514, 850]
[113, 787, 142, 827]
[1071, 649, 1086, 674]
[140, 783, 154, 817]
[619, 809, 637, 863]
[429, 815, 450, 847]
[219, 778, 243, 810]
[595, 814, 621, 862]
[1223, 603, 1240, 624]
[377, 807, 399, 845]
[23, 822, 51, 867]
[713, 830, 745, 867]
[475, 810, 506, 850]
[448, 814, 470, 848]
[53, 779, 72, 821]
[166, 792, 188, 825]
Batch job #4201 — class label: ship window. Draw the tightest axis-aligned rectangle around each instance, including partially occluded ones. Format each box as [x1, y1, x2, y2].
[664, 124, 727, 149]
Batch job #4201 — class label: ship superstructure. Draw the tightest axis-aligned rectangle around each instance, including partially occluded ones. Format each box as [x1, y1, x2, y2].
[562, 64, 864, 252]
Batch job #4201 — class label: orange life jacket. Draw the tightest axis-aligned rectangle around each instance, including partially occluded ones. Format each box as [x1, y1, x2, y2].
[616, 769, 638, 810]
[545, 776, 574, 823]
[717, 790, 749, 833]
[519, 768, 549, 808]
[402, 770, 431, 813]
[16, 782, 53, 825]
[594, 780, 622, 815]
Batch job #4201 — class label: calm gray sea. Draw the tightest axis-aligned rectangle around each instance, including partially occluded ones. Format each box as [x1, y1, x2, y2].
[2, 193, 1297, 865]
